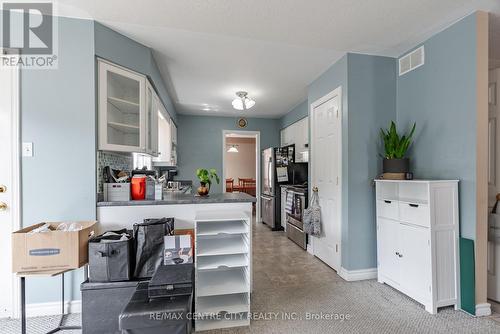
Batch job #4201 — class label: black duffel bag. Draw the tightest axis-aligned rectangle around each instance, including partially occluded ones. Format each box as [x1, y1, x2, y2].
[133, 218, 174, 279]
[88, 229, 133, 282]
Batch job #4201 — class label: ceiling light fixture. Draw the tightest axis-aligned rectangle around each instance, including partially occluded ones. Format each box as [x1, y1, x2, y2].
[232, 91, 255, 111]
[227, 145, 239, 153]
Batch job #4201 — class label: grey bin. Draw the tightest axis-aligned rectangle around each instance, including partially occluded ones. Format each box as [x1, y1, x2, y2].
[81, 280, 139, 334]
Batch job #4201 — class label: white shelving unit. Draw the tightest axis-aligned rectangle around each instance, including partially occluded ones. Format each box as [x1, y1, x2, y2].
[375, 179, 460, 314]
[195, 211, 251, 331]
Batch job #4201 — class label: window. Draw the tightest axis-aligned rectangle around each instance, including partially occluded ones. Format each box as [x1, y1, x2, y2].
[133, 152, 152, 170]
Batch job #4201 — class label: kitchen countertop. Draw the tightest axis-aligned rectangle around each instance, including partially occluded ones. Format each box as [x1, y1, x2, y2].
[97, 192, 257, 207]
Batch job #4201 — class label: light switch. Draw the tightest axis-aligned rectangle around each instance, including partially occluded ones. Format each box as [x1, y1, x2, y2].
[22, 142, 33, 157]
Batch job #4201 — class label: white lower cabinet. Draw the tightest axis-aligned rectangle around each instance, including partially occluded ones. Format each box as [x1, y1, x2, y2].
[194, 211, 251, 331]
[375, 180, 459, 314]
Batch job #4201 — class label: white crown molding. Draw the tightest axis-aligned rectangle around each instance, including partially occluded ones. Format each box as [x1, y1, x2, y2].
[475, 303, 492, 317]
[338, 267, 378, 281]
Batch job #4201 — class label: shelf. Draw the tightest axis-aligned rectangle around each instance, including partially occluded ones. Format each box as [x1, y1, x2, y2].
[197, 269, 248, 297]
[195, 210, 249, 222]
[197, 236, 248, 257]
[197, 294, 249, 315]
[108, 96, 140, 114]
[378, 197, 428, 205]
[197, 221, 248, 236]
[196, 313, 249, 331]
[197, 254, 248, 271]
[108, 121, 140, 134]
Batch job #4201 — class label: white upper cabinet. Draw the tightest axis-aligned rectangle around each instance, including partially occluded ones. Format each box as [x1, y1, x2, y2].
[98, 59, 176, 158]
[171, 122, 178, 166]
[279, 117, 309, 162]
[153, 104, 177, 166]
[98, 59, 146, 152]
[145, 82, 159, 157]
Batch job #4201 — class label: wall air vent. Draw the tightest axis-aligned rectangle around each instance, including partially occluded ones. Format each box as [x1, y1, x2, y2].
[399, 46, 425, 76]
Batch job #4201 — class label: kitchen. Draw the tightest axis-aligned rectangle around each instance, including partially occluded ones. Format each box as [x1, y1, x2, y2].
[1, 2, 497, 333]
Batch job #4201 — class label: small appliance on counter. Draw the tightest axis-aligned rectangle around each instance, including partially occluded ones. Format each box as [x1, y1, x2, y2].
[131, 169, 157, 200]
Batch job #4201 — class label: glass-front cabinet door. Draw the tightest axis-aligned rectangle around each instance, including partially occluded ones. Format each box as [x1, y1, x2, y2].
[98, 60, 146, 152]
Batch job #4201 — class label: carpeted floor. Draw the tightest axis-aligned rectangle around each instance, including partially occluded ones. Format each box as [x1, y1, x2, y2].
[2, 220, 500, 333]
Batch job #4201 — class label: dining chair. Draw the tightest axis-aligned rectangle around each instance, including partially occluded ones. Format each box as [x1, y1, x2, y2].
[225, 178, 234, 192]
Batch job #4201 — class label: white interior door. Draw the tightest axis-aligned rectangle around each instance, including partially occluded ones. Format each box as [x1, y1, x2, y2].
[0, 53, 20, 318]
[310, 87, 342, 271]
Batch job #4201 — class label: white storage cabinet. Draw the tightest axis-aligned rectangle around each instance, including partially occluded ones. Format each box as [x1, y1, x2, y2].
[375, 179, 460, 314]
[194, 211, 251, 331]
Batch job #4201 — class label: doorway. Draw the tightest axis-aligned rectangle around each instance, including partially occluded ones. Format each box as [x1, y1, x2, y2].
[222, 130, 260, 221]
[310, 86, 342, 272]
[0, 50, 21, 318]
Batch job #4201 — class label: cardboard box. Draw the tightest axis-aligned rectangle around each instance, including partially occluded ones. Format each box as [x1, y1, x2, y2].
[12, 221, 97, 273]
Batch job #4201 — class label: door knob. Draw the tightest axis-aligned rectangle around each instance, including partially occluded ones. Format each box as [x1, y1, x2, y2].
[313, 186, 318, 192]
[0, 185, 6, 193]
[0, 202, 7, 211]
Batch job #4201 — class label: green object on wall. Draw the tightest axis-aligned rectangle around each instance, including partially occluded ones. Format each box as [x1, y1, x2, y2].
[460, 237, 476, 315]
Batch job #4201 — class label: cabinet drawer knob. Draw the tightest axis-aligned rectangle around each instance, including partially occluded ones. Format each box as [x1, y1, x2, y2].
[384, 200, 392, 204]
[409, 203, 419, 208]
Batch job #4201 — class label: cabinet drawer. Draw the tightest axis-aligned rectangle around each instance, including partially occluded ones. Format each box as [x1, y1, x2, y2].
[376, 200, 399, 220]
[399, 203, 430, 228]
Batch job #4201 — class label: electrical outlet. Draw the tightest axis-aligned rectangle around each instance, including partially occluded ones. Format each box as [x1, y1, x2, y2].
[22, 142, 33, 157]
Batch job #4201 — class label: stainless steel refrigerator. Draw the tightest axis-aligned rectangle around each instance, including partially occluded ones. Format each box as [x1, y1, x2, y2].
[261, 145, 295, 230]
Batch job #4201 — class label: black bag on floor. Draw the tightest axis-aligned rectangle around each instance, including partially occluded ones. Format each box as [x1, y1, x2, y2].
[133, 218, 174, 279]
[89, 229, 133, 282]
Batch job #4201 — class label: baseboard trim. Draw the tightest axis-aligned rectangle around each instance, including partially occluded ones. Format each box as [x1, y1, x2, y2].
[338, 267, 378, 281]
[475, 303, 492, 317]
[23, 300, 81, 318]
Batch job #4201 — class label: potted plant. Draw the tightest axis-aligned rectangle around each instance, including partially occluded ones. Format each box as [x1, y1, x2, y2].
[196, 168, 220, 196]
[380, 121, 416, 174]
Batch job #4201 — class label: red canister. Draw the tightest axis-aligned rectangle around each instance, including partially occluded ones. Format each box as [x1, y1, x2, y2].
[131, 175, 146, 200]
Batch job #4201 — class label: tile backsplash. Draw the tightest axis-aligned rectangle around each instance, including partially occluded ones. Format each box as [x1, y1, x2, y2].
[97, 151, 133, 193]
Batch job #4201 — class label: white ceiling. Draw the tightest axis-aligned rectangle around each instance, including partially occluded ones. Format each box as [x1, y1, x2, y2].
[55, 0, 500, 118]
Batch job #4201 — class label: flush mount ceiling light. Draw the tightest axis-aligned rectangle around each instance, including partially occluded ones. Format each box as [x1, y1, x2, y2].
[232, 91, 255, 111]
[227, 145, 239, 153]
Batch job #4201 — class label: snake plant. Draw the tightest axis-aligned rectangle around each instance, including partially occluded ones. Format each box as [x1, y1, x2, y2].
[380, 121, 416, 159]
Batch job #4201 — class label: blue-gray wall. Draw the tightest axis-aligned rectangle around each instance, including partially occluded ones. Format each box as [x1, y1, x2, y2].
[280, 100, 308, 129]
[307, 53, 397, 270]
[18, 18, 179, 305]
[345, 54, 397, 270]
[176, 115, 280, 193]
[94, 22, 177, 122]
[397, 14, 477, 240]
[21, 17, 96, 303]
